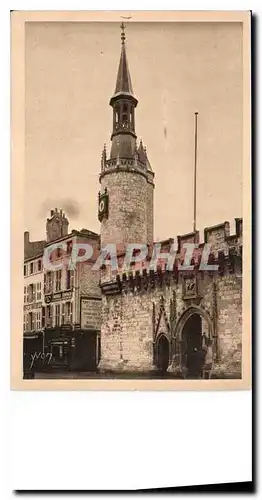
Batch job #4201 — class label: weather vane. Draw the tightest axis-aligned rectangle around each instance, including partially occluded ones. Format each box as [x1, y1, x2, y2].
[120, 21, 126, 43]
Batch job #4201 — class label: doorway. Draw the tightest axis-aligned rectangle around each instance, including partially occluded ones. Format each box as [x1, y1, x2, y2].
[181, 313, 203, 377]
[50, 341, 69, 367]
[156, 335, 170, 372]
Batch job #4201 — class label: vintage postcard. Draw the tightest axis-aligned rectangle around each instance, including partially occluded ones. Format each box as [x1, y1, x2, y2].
[11, 10, 251, 390]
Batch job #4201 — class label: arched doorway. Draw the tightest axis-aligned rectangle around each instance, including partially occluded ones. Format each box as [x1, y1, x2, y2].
[156, 335, 170, 372]
[182, 313, 203, 377]
[174, 306, 213, 377]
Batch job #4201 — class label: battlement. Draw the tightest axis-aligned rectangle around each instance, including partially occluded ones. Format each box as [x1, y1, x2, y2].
[100, 218, 243, 295]
[101, 156, 147, 173]
[100, 139, 154, 183]
[100, 245, 242, 295]
[177, 218, 242, 254]
[100, 218, 242, 259]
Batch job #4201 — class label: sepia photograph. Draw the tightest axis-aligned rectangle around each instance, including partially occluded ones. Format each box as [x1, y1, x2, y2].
[11, 11, 251, 389]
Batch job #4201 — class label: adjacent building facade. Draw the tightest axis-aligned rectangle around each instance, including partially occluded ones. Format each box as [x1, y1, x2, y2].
[23, 209, 101, 373]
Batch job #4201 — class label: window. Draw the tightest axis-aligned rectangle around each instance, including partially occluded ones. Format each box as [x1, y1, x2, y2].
[57, 247, 62, 258]
[30, 262, 34, 274]
[55, 270, 62, 291]
[24, 286, 27, 303]
[25, 313, 29, 332]
[66, 269, 73, 290]
[61, 303, 65, 324]
[24, 265, 27, 277]
[65, 301, 72, 325]
[32, 312, 35, 331]
[66, 240, 73, 255]
[27, 284, 35, 303]
[55, 304, 61, 327]
[36, 282, 42, 301]
[36, 311, 41, 331]
[122, 103, 129, 124]
[23, 313, 26, 332]
[28, 312, 33, 330]
[46, 305, 52, 327]
[38, 260, 42, 271]
[42, 306, 45, 328]
[46, 272, 52, 294]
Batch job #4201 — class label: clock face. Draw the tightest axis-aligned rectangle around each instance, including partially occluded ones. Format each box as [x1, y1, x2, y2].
[99, 200, 105, 213]
[98, 192, 109, 222]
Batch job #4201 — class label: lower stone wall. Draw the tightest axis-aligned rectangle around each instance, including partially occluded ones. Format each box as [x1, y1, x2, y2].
[99, 292, 156, 372]
[215, 276, 242, 378]
[99, 273, 242, 378]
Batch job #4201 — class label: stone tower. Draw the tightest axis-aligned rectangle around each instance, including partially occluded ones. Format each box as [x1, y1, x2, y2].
[98, 24, 155, 251]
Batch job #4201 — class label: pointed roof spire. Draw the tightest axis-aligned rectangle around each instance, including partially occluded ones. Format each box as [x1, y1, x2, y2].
[111, 23, 136, 100]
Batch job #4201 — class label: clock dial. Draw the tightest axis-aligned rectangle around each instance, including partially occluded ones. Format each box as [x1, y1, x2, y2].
[99, 200, 105, 213]
[98, 191, 109, 222]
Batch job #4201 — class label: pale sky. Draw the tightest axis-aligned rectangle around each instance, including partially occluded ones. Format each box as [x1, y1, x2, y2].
[25, 21, 243, 242]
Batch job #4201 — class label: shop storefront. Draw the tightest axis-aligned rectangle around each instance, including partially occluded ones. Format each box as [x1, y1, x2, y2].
[23, 331, 44, 377]
[44, 326, 100, 372]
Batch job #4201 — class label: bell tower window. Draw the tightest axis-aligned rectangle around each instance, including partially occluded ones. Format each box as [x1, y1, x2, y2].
[131, 106, 134, 129]
[116, 106, 120, 123]
[122, 103, 128, 127]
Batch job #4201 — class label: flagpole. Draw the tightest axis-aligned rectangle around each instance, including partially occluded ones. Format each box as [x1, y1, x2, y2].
[193, 112, 198, 234]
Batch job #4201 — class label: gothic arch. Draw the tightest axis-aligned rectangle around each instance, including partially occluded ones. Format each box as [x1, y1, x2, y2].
[172, 306, 214, 373]
[155, 333, 170, 372]
[174, 305, 214, 341]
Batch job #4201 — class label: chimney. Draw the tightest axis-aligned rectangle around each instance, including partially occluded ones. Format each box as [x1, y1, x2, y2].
[46, 209, 69, 242]
[24, 231, 30, 259]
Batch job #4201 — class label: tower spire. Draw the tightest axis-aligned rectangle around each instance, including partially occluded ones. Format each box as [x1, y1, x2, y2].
[111, 23, 136, 100]
[109, 24, 138, 159]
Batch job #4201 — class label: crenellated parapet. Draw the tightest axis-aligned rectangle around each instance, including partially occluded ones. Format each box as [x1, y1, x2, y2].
[178, 219, 242, 255]
[99, 139, 154, 184]
[100, 218, 243, 296]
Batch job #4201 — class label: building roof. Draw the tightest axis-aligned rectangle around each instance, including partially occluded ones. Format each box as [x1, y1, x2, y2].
[24, 229, 100, 263]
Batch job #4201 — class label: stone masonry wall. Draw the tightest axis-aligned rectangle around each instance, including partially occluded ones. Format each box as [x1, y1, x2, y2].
[100, 288, 165, 372]
[215, 275, 242, 377]
[99, 219, 242, 376]
[78, 262, 101, 297]
[146, 181, 154, 245]
[75, 262, 101, 327]
[99, 274, 242, 377]
[100, 170, 148, 247]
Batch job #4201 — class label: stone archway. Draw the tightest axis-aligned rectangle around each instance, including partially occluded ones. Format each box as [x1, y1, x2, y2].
[156, 334, 170, 373]
[174, 306, 214, 373]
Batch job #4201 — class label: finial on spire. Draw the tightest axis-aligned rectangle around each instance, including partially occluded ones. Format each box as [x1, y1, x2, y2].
[120, 22, 126, 44]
